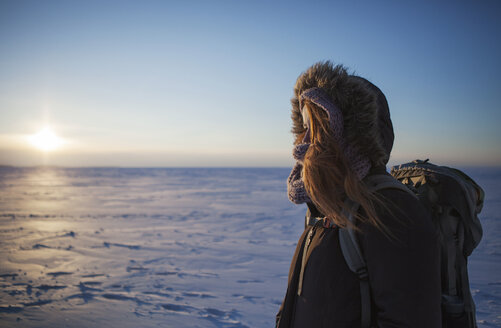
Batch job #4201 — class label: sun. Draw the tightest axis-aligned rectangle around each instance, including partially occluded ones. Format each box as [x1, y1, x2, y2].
[29, 127, 64, 151]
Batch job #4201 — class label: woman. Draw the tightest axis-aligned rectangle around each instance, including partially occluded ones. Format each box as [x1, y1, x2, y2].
[276, 62, 441, 328]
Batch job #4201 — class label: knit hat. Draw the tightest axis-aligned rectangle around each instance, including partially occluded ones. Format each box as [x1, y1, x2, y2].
[291, 61, 394, 167]
[351, 76, 394, 162]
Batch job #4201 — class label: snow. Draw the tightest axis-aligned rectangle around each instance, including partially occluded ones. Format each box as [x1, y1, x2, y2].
[0, 166, 499, 327]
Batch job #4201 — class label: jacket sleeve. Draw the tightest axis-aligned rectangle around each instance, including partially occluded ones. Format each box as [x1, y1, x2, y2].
[276, 227, 309, 328]
[359, 189, 442, 328]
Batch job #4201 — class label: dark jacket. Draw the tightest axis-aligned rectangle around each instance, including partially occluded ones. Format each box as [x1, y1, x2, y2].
[276, 170, 442, 328]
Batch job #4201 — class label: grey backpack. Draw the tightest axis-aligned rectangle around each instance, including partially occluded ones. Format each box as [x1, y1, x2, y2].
[338, 159, 484, 328]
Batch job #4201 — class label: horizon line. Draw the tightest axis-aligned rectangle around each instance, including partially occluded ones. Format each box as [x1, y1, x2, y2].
[1, 164, 501, 170]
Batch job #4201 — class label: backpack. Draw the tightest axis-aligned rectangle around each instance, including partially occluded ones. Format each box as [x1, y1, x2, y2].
[337, 159, 485, 328]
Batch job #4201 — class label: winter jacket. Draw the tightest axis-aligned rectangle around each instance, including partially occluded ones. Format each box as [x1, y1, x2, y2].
[276, 168, 442, 328]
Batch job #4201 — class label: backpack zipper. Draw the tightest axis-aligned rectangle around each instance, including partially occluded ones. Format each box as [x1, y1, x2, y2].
[297, 224, 317, 296]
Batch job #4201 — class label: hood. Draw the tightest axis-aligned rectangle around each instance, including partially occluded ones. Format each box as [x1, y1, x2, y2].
[291, 61, 394, 167]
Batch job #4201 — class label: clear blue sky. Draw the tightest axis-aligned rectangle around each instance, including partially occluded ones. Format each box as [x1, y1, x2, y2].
[0, 0, 500, 167]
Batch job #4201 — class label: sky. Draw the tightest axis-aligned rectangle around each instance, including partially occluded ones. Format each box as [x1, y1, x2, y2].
[0, 0, 500, 167]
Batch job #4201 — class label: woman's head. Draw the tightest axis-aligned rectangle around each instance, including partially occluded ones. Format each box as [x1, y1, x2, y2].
[291, 61, 394, 230]
[291, 61, 394, 167]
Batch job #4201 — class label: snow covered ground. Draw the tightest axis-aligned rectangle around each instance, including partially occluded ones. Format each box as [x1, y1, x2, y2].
[0, 166, 499, 327]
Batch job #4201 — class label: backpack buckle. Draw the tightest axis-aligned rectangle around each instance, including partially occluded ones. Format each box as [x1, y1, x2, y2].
[356, 267, 369, 280]
[413, 158, 430, 164]
[442, 294, 465, 314]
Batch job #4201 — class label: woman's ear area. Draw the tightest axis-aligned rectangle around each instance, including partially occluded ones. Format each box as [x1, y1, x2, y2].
[301, 104, 310, 130]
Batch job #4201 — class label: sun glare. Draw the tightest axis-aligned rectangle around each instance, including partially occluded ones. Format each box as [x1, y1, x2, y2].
[29, 127, 63, 151]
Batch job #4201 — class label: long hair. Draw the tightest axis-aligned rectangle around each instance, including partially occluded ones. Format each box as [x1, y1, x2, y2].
[300, 99, 389, 233]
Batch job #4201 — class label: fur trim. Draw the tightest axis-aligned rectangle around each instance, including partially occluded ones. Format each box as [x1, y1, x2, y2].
[291, 61, 393, 167]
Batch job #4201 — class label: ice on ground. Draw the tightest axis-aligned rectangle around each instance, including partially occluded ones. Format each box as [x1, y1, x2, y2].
[0, 166, 499, 327]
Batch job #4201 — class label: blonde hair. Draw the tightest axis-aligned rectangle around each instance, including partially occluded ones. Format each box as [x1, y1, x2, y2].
[300, 99, 389, 233]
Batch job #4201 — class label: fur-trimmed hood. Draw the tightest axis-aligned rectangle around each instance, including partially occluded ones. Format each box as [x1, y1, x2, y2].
[291, 61, 394, 167]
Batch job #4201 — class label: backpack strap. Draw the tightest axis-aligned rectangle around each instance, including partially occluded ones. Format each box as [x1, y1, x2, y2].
[339, 199, 371, 328]
[338, 174, 417, 328]
[364, 174, 418, 199]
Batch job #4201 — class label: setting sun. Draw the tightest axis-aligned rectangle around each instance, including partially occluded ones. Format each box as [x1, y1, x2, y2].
[28, 127, 63, 151]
